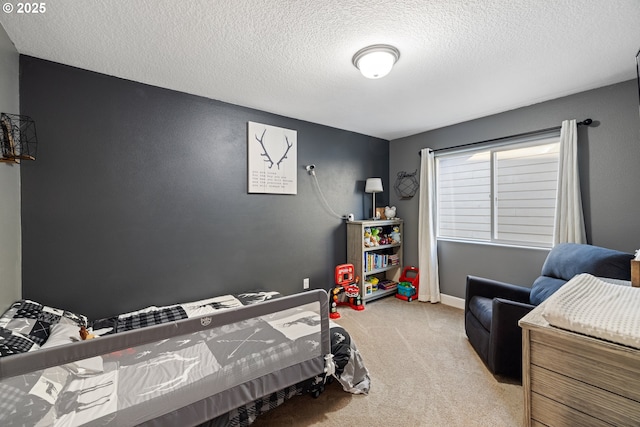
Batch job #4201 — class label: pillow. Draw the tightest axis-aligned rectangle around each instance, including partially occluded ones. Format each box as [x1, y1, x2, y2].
[41, 324, 112, 349]
[529, 276, 567, 306]
[39, 323, 81, 349]
[540, 243, 634, 281]
[0, 300, 87, 346]
[40, 323, 104, 375]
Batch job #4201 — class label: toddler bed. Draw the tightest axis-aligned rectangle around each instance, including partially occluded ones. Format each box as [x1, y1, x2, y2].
[0, 289, 370, 426]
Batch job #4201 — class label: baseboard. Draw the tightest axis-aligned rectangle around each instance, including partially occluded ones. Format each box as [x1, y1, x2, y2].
[440, 293, 465, 310]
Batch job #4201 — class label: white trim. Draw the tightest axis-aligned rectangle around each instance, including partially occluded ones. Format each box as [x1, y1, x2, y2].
[436, 135, 561, 248]
[440, 293, 465, 310]
[437, 237, 552, 252]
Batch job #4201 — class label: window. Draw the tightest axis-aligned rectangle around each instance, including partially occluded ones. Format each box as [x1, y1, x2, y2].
[436, 134, 560, 247]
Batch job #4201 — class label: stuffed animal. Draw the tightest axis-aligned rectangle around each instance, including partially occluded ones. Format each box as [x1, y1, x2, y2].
[384, 206, 397, 219]
[371, 227, 381, 246]
[79, 326, 96, 340]
[363, 227, 374, 247]
[391, 226, 401, 243]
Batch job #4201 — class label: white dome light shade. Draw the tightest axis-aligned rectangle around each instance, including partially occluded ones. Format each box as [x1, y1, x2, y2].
[352, 44, 400, 79]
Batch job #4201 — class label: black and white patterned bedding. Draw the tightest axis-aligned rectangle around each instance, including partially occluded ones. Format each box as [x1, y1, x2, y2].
[205, 324, 368, 427]
[0, 300, 87, 357]
[0, 291, 369, 426]
[90, 292, 278, 335]
[0, 292, 281, 358]
[0, 326, 39, 356]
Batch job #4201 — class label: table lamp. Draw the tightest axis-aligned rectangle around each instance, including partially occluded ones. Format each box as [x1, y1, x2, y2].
[365, 178, 383, 219]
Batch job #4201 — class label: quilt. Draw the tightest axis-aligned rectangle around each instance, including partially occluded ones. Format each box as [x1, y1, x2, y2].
[0, 291, 369, 426]
[0, 300, 88, 357]
[0, 292, 327, 426]
[207, 323, 371, 427]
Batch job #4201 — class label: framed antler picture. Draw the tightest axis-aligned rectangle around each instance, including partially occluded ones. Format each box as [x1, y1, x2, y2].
[247, 122, 297, 194]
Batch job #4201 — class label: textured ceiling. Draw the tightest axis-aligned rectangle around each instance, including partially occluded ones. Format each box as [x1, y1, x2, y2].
[1, 0, 639, 140]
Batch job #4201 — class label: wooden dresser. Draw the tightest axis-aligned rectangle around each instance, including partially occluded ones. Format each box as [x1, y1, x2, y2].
[519, 300, 640, 426]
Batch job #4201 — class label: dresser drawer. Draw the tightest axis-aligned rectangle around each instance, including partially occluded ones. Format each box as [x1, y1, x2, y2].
[530, 365, 640, 426]
[530, 331, 640, 402]
[531, 392, 614, 427]
[521, 299, 640, 427]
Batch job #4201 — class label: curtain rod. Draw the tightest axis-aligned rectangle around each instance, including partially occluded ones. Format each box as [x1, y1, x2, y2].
[418, 118, 593, 156]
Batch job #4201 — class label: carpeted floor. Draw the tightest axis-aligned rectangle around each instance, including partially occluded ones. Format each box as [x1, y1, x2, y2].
[251, 296, 522, 426]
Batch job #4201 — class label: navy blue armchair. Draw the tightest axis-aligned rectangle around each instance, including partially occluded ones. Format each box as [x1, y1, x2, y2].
[464, 243, 634, 379]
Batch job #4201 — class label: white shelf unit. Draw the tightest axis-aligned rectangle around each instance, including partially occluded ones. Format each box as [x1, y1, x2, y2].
[346, 219, 403, 305]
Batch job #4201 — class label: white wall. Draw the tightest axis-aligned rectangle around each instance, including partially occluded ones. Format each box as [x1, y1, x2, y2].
[0, 24, 21, 312]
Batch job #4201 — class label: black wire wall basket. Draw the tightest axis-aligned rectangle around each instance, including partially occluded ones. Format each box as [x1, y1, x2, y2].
[394, 170, 419, 199]
[1, 113, 38, 163]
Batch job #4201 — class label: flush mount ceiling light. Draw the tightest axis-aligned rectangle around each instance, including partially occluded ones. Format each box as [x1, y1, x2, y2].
[352, 44, 400, 79]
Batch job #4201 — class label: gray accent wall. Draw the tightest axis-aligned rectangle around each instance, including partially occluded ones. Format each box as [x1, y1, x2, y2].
[390, 80, 640, 299]
[20, 56, 389, 319]
[0, 24, 20, 313]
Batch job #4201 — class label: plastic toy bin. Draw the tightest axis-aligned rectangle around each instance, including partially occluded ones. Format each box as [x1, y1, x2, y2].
[397, 283, 416, 297]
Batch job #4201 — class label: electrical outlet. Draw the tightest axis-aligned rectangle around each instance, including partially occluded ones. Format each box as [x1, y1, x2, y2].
[303, 278, 310, 289]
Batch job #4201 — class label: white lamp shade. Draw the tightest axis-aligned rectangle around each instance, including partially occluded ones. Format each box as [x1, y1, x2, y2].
[353, 45, 400, 79]
[365, 178, 383, 193]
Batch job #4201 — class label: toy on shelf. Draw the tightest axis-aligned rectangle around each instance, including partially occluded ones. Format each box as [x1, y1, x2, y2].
[396, 266, 420, 302]
[330, 263, 365, 319]
[363, 227, 374, 247]
[390, 226, 401, 243]
[367, 276, 380, 292]
[371, 227, 381, 246]
[384, 206, 397, 219]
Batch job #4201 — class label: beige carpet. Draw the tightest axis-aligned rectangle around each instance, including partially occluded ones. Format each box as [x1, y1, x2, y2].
[251, 296, 522, 426]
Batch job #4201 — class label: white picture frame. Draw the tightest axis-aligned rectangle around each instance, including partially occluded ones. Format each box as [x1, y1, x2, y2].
[247, 122, 297, 195]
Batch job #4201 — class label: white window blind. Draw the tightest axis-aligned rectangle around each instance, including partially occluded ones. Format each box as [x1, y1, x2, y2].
[437, 151, 491, 240]
[436, 134, 560, 247]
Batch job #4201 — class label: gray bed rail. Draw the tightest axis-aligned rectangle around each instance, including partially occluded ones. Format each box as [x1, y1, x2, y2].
[1, 289, 330, 380]
[0, 289, 331, 426]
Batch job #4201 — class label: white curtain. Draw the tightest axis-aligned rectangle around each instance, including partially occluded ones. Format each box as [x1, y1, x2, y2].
[554, 119, 587, 245]
[418, 148, 440, 303]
